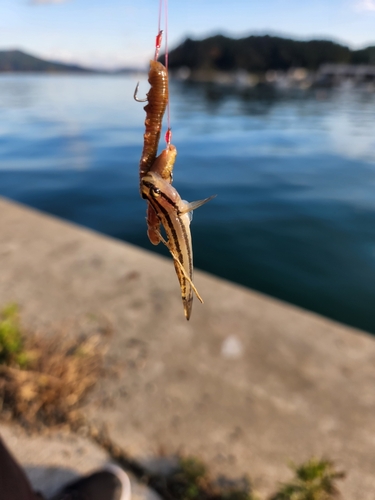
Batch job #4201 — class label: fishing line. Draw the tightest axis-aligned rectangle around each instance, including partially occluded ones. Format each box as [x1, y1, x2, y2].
[154, 0, 171, 146]
[164, 0, 171, 143]
[158, 0, 163, 36]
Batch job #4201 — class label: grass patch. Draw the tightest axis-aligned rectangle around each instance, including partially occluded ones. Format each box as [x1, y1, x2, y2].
[155, 456, 343, 500]
[0, 303, 27, 367]
[93, 427, 345, 500]
[92, 421, 345, 500]
[92, 429, 258, 500]
[168, 456, 255, 500]
[270, 458, 345, 500]
[0, 304, 111, 429]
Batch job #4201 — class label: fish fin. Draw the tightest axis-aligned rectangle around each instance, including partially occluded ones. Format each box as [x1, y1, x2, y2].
[182, 201, 193, 221]
[155, 229, 170, 250]
[156, 230, 204, 304]
[173, 255, 204, 304]
[180, 194, 216, 214]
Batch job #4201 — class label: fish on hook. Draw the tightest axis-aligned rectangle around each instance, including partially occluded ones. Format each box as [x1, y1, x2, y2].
[141, 171, 215, 320]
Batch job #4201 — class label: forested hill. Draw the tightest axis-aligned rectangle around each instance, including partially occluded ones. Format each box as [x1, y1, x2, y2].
[0, 50, 92, 73]
[2, 38, 375, 74]
[162, 35, 375, 72]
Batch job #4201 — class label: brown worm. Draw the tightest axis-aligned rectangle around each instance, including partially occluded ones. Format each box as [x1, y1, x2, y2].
[138, 60, 169, 185]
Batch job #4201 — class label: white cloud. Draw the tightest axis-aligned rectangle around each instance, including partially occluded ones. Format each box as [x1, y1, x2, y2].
[356, 0, 375, 11]
[30, 0, 71, 5]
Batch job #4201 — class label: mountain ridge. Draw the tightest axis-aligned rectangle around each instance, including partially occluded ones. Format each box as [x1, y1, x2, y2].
[161, 34, 375, 72]
[0, 49, 94, 73]
[2, 36, 375, 74]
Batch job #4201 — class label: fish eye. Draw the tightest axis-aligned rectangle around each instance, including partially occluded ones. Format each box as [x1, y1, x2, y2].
[151, 187, 161, 197]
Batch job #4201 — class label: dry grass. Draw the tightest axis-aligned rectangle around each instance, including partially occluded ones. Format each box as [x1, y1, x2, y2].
[0, 305, 111, 430]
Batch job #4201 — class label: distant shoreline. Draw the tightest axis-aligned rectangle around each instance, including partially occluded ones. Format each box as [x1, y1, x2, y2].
[1, 33, 375, 90]
[1, 65, 374, 91]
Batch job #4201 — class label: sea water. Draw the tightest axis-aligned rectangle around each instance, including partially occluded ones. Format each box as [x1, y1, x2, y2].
[0, 74, 375, 332]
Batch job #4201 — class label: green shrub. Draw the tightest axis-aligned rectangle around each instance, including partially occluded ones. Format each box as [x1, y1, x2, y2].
[160, 456, 257, 500]
[0, 303, 25, 366]
[270, 458, 345, 500]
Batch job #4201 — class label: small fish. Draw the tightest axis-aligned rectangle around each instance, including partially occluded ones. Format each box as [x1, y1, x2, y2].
[141, 171, 215, 320]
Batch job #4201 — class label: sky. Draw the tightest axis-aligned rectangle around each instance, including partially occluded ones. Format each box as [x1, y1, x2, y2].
[1, 0, 375, 70]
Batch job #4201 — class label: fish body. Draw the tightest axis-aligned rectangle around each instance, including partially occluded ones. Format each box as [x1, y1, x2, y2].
[141, 171, 214, 320]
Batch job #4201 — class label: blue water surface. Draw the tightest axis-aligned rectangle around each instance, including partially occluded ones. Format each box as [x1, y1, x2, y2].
[1, 74, 375, 332]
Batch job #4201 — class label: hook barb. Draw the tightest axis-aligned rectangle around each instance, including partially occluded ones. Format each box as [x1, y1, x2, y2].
[134, 82, 147, 102]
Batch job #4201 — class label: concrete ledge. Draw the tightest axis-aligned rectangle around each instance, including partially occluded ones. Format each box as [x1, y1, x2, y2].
[1, 197, 375, 499]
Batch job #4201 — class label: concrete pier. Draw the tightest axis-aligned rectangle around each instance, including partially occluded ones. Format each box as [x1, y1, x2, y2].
[0, 197, 374, 499]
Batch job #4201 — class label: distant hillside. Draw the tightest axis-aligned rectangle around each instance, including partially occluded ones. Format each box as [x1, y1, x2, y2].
[0, 50, 93, 73]
[351, 45, 375, 65]
[162, 35, 375, 72]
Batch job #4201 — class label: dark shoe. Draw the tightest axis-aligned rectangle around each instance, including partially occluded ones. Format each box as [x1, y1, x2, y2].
[50, 464, 131, 500]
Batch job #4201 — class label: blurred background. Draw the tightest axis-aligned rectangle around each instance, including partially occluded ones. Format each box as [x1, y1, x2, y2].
[1, 0, 375, 333]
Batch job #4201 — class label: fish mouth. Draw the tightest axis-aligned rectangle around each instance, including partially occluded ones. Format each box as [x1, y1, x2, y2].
[140, 180, 152, 199]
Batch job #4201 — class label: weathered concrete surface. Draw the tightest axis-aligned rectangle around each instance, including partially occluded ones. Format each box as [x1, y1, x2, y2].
[1, 197, 375, 499]
[0, 423, 160, 500]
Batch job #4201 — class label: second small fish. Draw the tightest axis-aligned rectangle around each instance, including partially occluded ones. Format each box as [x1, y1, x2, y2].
[141, 171, 215, 320]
